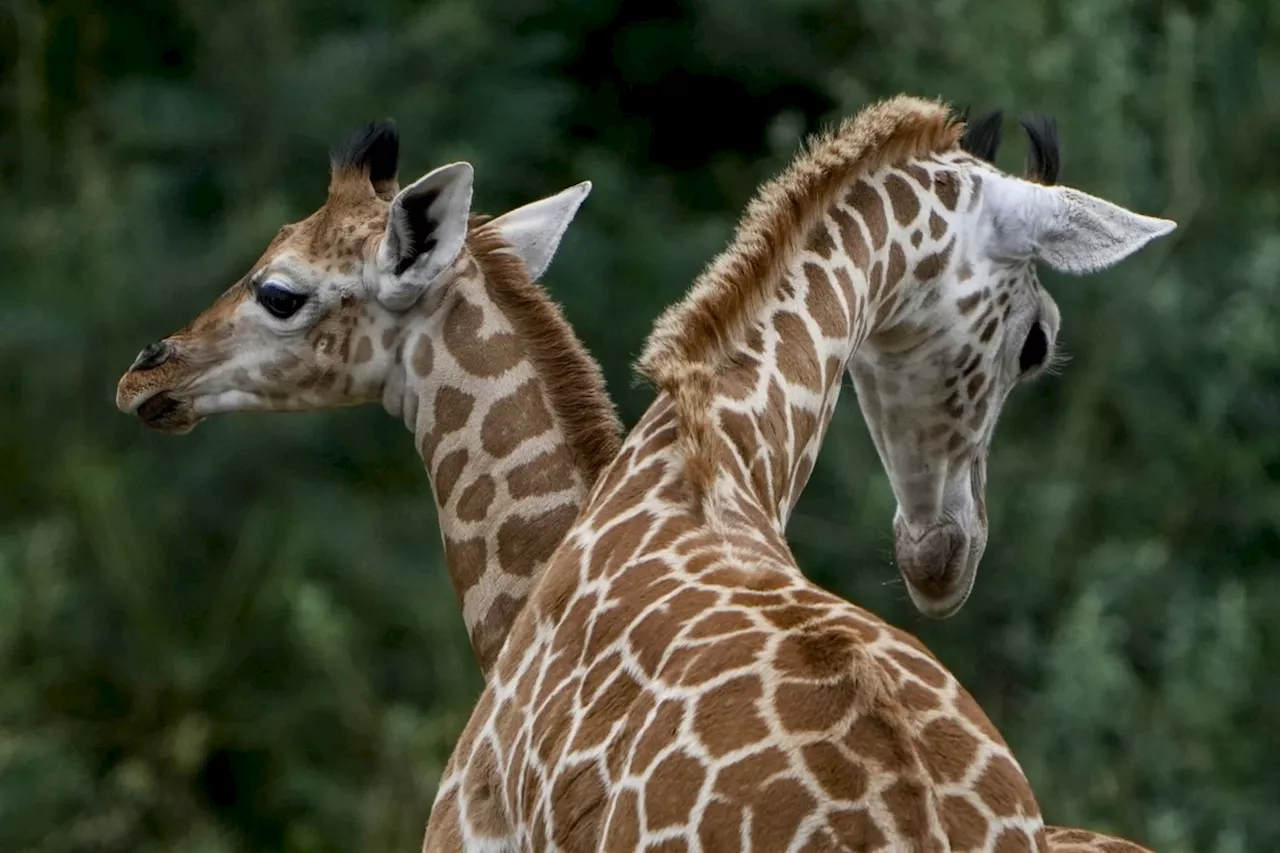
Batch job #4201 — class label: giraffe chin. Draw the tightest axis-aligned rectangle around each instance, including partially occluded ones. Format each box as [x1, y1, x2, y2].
[893, 521, 980, 619]
[136, 392, 204, 435]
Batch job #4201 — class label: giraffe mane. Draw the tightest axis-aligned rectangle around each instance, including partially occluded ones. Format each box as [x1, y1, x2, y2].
[633, 94, 966, 505]
[466, 215, 624, 486]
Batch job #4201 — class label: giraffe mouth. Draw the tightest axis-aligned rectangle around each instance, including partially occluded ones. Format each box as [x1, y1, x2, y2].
[892, 520, 981, 618]
[136, 391, 203, 434]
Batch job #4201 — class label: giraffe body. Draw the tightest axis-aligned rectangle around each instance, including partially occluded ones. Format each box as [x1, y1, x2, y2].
[425, 96, 1173, 851]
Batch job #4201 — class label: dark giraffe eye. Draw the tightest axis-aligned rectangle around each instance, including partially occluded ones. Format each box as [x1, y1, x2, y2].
[1018, 322, 1048, 373]
[257, 281, 308, 320]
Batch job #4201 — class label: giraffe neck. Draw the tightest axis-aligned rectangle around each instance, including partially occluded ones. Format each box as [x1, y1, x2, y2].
[382, 246, 620, 676]
[711, 160, 966, 529]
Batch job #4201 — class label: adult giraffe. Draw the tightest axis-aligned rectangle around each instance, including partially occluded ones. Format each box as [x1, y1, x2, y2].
[420, 94, 1173, 851]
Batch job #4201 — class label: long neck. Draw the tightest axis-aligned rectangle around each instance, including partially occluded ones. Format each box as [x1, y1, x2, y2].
[384, 247, 620, 676]
[711, 162, 964, 528]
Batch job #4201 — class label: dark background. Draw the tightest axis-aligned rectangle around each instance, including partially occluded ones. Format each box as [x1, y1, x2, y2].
[2, 0, 1276, 850]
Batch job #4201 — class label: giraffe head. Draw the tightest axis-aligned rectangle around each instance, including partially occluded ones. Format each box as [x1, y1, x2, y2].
[848, 112, 1176, 617]
[115, 121, 590, 432]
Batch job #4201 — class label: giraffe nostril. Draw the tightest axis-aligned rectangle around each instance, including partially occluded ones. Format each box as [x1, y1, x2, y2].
[130, 341, 171, 372]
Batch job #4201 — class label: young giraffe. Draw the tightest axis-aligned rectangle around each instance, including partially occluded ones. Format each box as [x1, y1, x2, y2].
[114, 117, 1151, 853]
[113, 122, 623, 676]
[422, 94, 1174, 852]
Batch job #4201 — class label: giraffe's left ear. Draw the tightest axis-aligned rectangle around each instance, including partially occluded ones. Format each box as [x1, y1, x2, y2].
[983, 174, 1176, 275]
[376, 161, 474, 310]
[488, 181, 592, 281]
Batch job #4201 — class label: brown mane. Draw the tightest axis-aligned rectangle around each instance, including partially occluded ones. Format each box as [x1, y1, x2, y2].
[465, 215, 624, 486]
[633, 94, 965, 507]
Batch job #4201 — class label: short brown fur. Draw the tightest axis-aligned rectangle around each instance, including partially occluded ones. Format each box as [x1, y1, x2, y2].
[634, 95, 964, 509]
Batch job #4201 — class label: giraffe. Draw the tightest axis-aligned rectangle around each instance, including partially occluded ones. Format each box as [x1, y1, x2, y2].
[421, 94, 1174, 852]
[114, 115, 1153, 852]
[113, 120, 624, 676]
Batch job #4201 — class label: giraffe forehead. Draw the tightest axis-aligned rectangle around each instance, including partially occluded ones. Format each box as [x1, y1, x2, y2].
[283, 196, 389, 274]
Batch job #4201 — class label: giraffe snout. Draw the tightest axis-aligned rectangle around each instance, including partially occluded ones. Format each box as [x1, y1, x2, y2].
[892, 520, 982, 618]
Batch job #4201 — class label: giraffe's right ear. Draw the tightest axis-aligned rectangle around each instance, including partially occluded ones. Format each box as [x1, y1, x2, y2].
[376, 161, 474, 310]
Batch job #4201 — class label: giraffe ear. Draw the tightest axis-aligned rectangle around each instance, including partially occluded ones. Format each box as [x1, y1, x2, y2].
[487, 181, 592, 282]
[983, 175, 1176, 274]
[376, 161, 473, 310]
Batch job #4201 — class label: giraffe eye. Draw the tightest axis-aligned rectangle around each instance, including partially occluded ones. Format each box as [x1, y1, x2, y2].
[257, 282, 308, 320]
[1018, 322, 1048, 373]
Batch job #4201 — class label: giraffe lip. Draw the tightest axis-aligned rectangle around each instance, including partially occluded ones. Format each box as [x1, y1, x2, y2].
[894, 523, 970, 605]
[136, 391, 201, 434]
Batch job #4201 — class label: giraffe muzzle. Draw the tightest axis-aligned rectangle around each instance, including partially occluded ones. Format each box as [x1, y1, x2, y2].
[892, 520, 981, 618]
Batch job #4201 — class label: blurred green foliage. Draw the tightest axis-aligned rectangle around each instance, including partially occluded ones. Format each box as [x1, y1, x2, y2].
[1, 0, 1277, 851]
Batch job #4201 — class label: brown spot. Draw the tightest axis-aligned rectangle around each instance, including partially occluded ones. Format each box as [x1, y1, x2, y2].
[808, 220, 838, 260]
[886, 242, 907, 291]
[644, 751, 705, 828]
[832, 206, 870, 270]
[920, 718, 980, 784]
[435, 386, 476, 434]
[803, 742, 868, 803]
[979, 317, 999, 343]
[351, 335, 374, 364]
[775, 627, 857, 680]
[898, 681, 941, 713]
[496, 502, 578, 578]
[848, 180, 888, 249]
[694, 675, 768, 757]
[456, 474, 496, 522]
[482, 379, 554, 458]
[884, 173, 921, 226]
[750, 777, 815, 851]
[956, 292, 981, 315]
[914, 237, 954, 280]
[804, 264, 849, 339]
[435, 448, 470, 507]
[778, 677, 863, 733]
[928, 211, 948, 240]
[935, 170, 960, 210]
[868, 261, 884, 303]
[471, 593, 523, 671]
[956, 261, 973, 281]
[881, 776, 933, 847]
[444, 297, 524, 377]
[411, 335, 435, 376]
[551, 760, 606, 848]
[910, 230, 923, 247]
[381, 327, 398, 350]
[994, 829, 1035, 853]
[507, 449, 577, 499]
[966, 373, 985, 399]
[975, 754, 1036, 819]
[444, 534, 486, 592]
[699, 801, 744, 853]
[905, 164, 932, 190]
[774, 312, 822, 390]
[462, 741, 505, 836]
[942, 795, 988, 849]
